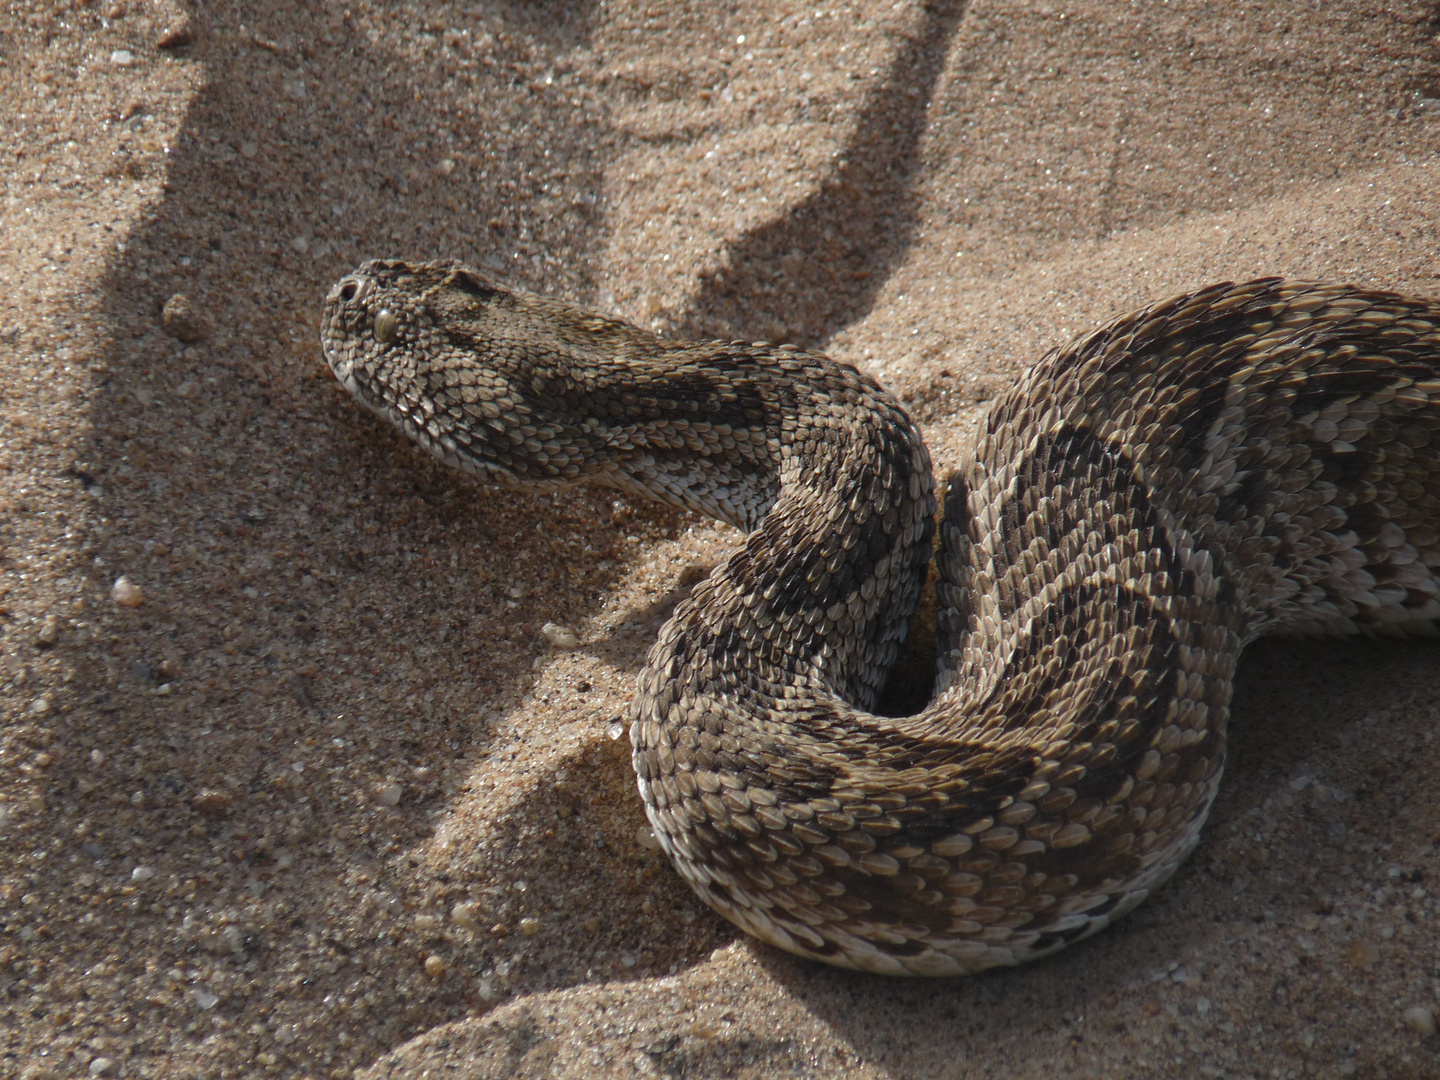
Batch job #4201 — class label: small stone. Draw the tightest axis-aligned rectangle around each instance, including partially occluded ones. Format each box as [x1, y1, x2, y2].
[36, 615, 60, 648]
[256, 1052, 278, 1067]
[606, 721, 625, 741]
[1346, 939, 1381, 969]
[33, 753, 52, 768]
[29, 696, 52, 716]
[1403, 1005, 1437, 1038]
[109, 49, 135, 66]
[161, 293, 209, 342]
[192, 987, 219, 1010]
[519, 917, 541, 936]
[540, 622, 580, 649]
[414, 914, 440, 932]
[130, 865, 156, 881]
[192, 789, 233, 816]
[635, 825, 663, 851]
[451, 901, 481, 931]
[476, 977, 503, 1004]
[88, 1059, 116, 1077]
[111, 576, 144, 608]
[489, 923, 509, 937]
[424, 954, 446, 978]
[377, 782, 403, 806]
[157, 21, 194, 48]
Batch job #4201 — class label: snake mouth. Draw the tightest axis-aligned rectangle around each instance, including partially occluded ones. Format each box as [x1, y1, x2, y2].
[321, 271, 380, 387]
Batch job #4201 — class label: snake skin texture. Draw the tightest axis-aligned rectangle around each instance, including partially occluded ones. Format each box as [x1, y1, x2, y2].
[320, 260, 1440, 976]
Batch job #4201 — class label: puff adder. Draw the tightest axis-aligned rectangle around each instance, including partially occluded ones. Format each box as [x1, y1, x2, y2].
[320, 261, 1440, 976]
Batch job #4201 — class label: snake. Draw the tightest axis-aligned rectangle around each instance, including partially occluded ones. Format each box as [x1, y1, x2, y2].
[320, 260, 1440, 977]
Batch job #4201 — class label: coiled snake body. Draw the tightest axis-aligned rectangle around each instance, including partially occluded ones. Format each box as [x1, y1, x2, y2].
[321, 262, 1440, 976]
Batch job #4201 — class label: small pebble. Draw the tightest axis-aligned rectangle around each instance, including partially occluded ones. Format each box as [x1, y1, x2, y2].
[29, 696, 52, 716]
[109, 49, 135, 66]
[192, 789, 233, 816]
[111, 576, 144, 608]
[606, 721, 625, 741]
[88, 1058, 115, 1077]
[161, 293, 209, 342]
[36, 615, 60, 648]
[519, 917, 541, 936]
[192, 988, 219, 1010]
[377, 782, 403, 806]
[451, 901, 481, 932]
[540, 622, 580, 649]
[424, 954, 446, 978]
[156, 21, 194, 49]
[414, 914, 439, 932]
[635, 825, 663, 851]
[130, 865, 156, 881]
[1346, 939, 1380, 969]
[1403, 1005, 1437, 1038]
[477, 978, 503, 1004]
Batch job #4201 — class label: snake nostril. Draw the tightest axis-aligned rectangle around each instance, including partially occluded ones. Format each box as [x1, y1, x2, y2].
[338, 281, 359, 304]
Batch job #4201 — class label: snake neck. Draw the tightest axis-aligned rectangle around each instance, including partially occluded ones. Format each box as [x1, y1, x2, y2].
[320, 259, 941, 708]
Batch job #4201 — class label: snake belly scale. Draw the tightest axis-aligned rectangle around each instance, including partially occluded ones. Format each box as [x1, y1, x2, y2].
[320, 261, 1440, 976]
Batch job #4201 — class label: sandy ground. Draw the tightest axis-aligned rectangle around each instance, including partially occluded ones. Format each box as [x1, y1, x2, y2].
[2, 1, 1440, 1078]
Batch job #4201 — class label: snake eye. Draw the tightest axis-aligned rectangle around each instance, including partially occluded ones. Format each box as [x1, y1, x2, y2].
[374, 309, 399, 344]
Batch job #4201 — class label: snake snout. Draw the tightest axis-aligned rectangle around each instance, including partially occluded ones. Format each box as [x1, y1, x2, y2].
[329, 274, 372, 307]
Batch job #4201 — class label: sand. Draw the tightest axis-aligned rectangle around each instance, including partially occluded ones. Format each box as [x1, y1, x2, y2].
[2, 1, 1439, 1077]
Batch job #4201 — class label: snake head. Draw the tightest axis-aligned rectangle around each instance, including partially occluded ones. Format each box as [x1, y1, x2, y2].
[319, 258, 533, 479]
[320, 258, 644, 490]
[321, 259, 501, 411]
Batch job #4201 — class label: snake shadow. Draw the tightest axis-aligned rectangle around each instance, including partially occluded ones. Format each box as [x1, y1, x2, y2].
[54, 0, 687, 1070]
[729, 634, 1440, 1077]
[673, 0, 969, 350]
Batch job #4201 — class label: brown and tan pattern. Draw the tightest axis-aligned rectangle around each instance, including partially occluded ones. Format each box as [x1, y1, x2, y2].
[321, 260, 1440, 976]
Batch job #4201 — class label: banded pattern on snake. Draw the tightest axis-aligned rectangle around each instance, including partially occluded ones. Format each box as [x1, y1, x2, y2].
[321, 261, 1440, 976]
